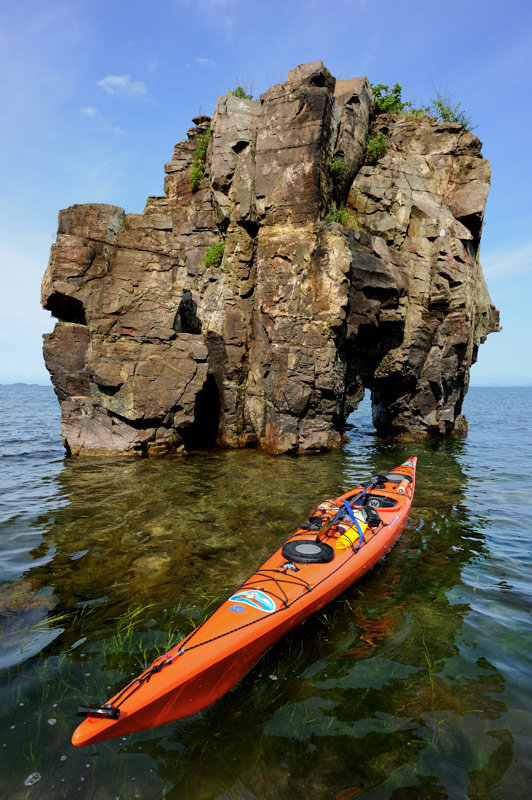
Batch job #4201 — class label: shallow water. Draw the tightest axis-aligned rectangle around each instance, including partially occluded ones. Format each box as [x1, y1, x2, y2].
[0, 385, 531, 799]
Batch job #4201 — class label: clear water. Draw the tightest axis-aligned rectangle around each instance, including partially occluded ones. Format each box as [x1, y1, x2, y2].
[0, 384, 531, 799]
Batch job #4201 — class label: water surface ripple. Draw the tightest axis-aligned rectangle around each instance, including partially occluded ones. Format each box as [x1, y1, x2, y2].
[0, 385, 531, 799]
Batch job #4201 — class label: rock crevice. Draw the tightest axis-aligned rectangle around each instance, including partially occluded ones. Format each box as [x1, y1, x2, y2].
[42, 62, 499, 456]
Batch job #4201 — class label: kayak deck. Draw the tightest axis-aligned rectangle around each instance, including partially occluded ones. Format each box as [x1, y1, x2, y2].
[72, 457, 416, 746]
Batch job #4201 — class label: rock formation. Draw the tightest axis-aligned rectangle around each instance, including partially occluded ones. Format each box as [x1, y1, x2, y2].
[41, 62, 499, 456]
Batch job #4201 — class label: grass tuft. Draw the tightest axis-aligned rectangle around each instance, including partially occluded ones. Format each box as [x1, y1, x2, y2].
[324, 204, 362, 231]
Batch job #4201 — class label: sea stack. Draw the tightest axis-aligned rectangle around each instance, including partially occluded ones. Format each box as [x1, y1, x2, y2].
[41, 61, 500, 456]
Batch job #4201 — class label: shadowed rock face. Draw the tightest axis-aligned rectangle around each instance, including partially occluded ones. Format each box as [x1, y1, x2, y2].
[41, 61, 499, 456]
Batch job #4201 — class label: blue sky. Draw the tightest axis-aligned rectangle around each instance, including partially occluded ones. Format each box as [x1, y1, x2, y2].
[0, 0, 530, 385]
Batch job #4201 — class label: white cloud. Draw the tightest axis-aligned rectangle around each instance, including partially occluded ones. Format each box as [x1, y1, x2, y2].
[481, 242, 532, 279]
[80, 106, 96, 117]
[97, 74, 147, 98]
[195, 57, 216, 68]
[186, 56, 218, 70]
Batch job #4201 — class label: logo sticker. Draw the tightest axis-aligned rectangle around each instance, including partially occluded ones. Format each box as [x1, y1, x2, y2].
[402, 461, 414, 467]
[229, 590, 276, 613]
[230, 605, 245, 613]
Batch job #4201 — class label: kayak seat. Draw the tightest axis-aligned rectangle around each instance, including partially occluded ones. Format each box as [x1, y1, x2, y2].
[364, 495, 398, 510]
[282, 540, 334, 564]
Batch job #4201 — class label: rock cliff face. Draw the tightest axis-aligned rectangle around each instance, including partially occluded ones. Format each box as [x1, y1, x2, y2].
[41, 62, 499, 456]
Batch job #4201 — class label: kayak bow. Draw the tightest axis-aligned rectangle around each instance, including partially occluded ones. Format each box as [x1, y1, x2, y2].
[72, 456, 417, 746]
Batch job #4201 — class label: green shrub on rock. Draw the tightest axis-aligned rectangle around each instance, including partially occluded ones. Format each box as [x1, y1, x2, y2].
[371, 83, 410, 114]
[365, 132, 388, 165]
[190, 164, 204, 191]
[371, 82, 425, 117]
[329, 160, 345, 177]
[203, 241, 225, 268]
[427, 91, 476, 131]
[371, 81, 475, 131]
[190, 128, 211, 191]
[227, 86, 253, 100]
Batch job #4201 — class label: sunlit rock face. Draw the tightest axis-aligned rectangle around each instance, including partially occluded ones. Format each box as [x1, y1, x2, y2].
[41, 62, 499, 456]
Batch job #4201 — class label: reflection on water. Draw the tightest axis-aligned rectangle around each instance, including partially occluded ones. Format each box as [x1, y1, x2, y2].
[0, 388, 532, 798]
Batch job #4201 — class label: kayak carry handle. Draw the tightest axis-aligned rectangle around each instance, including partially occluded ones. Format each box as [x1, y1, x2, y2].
[77, 705, 120, 720]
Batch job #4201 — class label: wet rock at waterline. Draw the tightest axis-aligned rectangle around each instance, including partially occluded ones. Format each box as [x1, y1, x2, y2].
[41, 61, 499, 455]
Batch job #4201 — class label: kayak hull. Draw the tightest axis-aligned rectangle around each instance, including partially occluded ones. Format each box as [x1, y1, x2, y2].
[72, 457, 416, 746]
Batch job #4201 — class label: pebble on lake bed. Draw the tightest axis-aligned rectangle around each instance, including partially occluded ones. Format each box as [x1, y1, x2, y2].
[47, 718, 57, 726]
[24, 773, 41, 787]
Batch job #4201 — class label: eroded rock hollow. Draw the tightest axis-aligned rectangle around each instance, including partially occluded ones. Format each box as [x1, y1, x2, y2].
[41, 62, 499, 456]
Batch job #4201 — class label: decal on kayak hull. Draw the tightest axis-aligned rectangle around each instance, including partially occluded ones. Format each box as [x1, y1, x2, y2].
[229, 590, 276, 613]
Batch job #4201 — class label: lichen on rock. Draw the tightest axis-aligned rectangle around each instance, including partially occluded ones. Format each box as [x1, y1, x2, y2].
[41, 61, 499, 456]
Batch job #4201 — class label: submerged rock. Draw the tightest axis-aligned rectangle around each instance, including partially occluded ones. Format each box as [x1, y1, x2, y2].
[23, 772, 42, 787]
[41, 62, 499, 455]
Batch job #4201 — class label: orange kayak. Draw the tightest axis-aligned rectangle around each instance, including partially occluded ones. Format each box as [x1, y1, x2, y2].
[72, 456, 417, 746]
